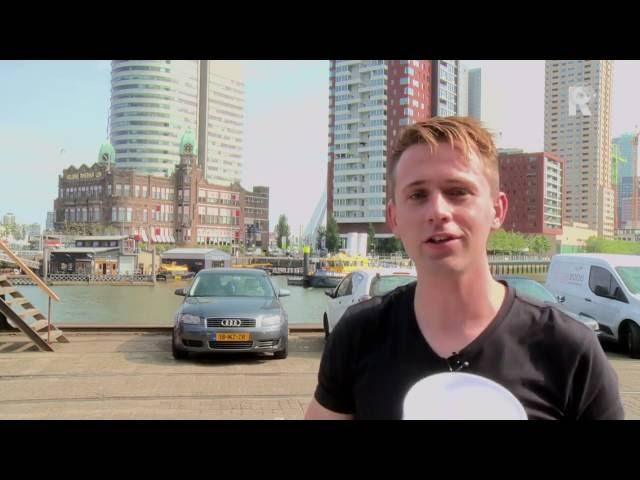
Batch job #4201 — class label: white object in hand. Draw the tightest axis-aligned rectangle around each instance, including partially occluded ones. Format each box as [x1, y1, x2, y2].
[403, 372, 527, 420]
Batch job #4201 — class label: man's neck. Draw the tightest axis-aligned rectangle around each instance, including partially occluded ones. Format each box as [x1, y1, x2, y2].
[413, 264, 506, 358]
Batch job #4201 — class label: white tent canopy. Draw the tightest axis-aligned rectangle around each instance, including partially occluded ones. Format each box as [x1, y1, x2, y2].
[161, 248, 231, 268]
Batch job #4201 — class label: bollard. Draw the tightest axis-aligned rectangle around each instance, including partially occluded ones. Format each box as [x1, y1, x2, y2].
[303, 245, 311, 287]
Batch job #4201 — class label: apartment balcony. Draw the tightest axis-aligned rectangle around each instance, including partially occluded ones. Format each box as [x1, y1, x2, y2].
[359, 103, 384, 113]
[359, 62, 386, 74]
[358, 145, 385, 153]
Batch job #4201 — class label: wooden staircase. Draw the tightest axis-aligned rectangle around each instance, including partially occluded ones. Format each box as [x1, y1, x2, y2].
[0, 240, 66, 352]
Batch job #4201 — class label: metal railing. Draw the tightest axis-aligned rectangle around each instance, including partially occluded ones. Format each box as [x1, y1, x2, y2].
[47, 274, 154, 282]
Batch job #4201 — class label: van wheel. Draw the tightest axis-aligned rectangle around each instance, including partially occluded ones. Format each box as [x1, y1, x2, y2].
[323, 314, 330, 339]
[627, 322, 640, 359]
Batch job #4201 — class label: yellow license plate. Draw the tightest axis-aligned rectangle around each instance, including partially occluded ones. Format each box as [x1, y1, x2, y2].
[216, 332, 250, 341]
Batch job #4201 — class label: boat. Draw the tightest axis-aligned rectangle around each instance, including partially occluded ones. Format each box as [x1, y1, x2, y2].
[156, 262, 194, 281]
[306, 253, 370, 288]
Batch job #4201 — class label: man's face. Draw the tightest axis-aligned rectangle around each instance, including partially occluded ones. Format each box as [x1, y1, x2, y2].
[387, 142, 508, 275]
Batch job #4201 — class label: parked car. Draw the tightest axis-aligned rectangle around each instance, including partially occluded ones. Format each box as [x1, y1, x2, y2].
[323, 268, 417, 337]
[172, 268, 290, 360]
[496, 275, 600, 335]
[544, 253, 640, 358]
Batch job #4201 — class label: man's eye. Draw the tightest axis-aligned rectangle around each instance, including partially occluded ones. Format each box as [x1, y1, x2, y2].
[448, 189, 469, 197]
[408, 192, 425, 200]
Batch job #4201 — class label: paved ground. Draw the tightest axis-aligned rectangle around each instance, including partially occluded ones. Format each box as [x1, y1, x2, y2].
[0, 331, 639, 419]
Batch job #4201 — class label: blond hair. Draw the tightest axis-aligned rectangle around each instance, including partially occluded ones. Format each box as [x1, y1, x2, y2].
[389, 116, 499, 199]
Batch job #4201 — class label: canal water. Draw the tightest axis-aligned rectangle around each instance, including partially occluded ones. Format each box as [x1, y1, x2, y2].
[14, 274, 548, 327]
[15, 276, 328, 326]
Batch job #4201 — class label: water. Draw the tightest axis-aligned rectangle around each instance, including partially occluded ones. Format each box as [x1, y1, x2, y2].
[12, 274, 549, 327]
[14, 276, 328, 326]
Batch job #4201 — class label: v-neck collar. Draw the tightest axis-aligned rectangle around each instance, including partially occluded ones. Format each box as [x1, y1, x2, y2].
[407, 280, 516, 362]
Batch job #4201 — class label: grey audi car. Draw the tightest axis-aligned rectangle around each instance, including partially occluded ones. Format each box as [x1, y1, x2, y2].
[172, 268, 290, 360]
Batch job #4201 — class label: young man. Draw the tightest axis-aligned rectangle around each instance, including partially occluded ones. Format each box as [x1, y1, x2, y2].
[305, 117, 624, 420]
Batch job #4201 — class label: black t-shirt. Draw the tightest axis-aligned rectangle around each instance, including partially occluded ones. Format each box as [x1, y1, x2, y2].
[314, 282, 624, 420]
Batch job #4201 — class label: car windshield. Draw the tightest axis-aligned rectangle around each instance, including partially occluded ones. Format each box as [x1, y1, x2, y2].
[369, 275, 417, 297]
[505, 278, 557, 303]
[616, 267, 640, 295]
[189, 273, 275, 298]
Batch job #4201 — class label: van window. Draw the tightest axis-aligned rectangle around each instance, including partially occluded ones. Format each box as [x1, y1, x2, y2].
[616, 267, 640, 295]
[589, 266, 625, 301]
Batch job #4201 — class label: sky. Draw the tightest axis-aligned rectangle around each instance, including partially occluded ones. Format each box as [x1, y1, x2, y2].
[3, 60, 640, 233]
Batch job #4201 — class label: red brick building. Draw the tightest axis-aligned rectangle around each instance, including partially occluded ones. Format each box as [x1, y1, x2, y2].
[498, 151, 564, 235]
[54, 135, 269, 250]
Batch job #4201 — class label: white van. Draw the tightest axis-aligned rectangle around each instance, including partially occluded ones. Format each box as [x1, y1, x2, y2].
[545, 253, 640, 358]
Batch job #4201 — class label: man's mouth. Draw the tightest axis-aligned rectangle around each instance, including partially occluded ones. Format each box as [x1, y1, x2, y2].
[426, 234, 460, 244]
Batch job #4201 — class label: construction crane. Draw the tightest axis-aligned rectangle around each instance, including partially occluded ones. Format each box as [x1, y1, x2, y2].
[611, 143, 628, 187]
[611, 143, 628, 230]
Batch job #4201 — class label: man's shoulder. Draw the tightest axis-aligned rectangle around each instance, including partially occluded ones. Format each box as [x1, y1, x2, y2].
[334, 281, 415, 334]
[508, 289, 598, 348]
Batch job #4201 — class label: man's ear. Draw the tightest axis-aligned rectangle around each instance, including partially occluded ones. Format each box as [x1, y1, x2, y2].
[492, 192, 508, 231]
[387, 199, 398, 235]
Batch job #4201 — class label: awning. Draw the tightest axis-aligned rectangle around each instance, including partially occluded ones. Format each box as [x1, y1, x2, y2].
[168, 233, 175, 243]
[141, 229, 148, 242]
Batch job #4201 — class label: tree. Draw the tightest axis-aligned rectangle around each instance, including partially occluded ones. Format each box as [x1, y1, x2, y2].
[487, 229, 509, 254]
[315, 225, 326, 250]
[367, 223, 377, 254]
[586, 236, 640, 254]
[275, 214, 290, 249]
[529, 235, 551, 255]
[510, 232, 527, 254]
[378, 237, 404, 254]
[325, 215, 340, 252]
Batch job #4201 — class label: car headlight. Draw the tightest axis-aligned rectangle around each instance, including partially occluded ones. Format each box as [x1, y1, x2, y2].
[179, 314, 201, 325]
[262, 315, 282, 327]
[587, 319, 599, 332]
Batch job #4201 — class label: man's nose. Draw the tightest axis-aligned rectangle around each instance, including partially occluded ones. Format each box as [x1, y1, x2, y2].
[425, 192, 452, 224]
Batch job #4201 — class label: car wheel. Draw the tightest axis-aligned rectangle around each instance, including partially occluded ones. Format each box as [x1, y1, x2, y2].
[172, 333, 189, 360]
[323, 314, 330, 339]
[627, 322, 640, 359]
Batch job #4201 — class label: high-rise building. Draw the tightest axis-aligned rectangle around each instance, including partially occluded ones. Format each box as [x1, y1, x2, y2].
[198, 61, 245, 186]
[2, 213, 15, 226]
[431, 60, 465, 117]
[544, 60, 614, 238]
[468, 68, 483, 120]
[46, 211, 55, 232]
[613, 132, 640, 228]
[457, 63, 468, 117]
[327, 60, 432, 240]
[498, 151, 564, 235]
[25, 223, 41, 239]
[109, 60, 244, 185]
